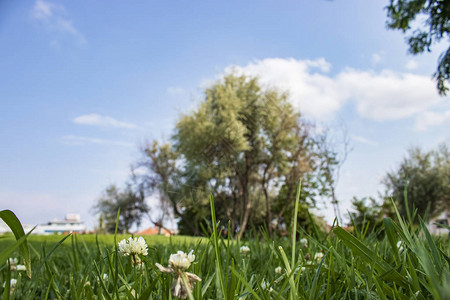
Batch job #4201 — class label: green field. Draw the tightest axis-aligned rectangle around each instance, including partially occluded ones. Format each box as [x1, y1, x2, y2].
[1, 207, 449, 299]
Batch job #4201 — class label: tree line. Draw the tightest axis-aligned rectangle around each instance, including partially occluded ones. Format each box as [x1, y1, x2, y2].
[92, 74, 449, 237]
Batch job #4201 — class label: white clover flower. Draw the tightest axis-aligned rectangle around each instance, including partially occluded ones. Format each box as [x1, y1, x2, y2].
[6, 258, 18, 266]
[118, 239, 130, 254]
[3, 278, 17, 288]
[275, 266, 282, 274]
[102, 273, 108, 281]
[118, 237, 148, 256]
[240, 246, 250, 255]
[16, 265, 26, 272]
[261, 279, 273, 292]
[300, 238, 308, 248]
[293, 266, 307, 275]
[187, 250, 195, 263]
[314, 252, 324, 262]
[169, 250, 195, 270]
[155, 250, 201, 299]
[397, 241, 404, 252]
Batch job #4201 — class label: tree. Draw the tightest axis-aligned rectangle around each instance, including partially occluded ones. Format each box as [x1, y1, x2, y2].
[386, 0, 450, 95]
[92, 184, 149, 233]
[133, 141, 179, 232]
[383, 143, 450, 220]
[348, 197, 384, 233]
[136, 74, 339, 238]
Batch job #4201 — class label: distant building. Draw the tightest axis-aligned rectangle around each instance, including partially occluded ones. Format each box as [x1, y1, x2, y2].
[34, 214, 86, 235]
[427, 210, 449, 235]
[0, 221, 9, 234]
[135, 227, 176, 236]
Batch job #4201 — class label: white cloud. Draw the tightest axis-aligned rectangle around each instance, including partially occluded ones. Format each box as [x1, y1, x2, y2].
[351, 135, 378, 146]
[371, 53, 383, 65]
[337, 69, 441, 120]
[224, 58, 341, 120]
[73, 114, 138, 130]
[221, 58, 445, 121]
[414, 110, 450, 131]
[31, 0, 86, 44]
[167, 86, 185, 96]
[62, 135, 134, 147]
[405, 60, 418, 70]
[32, 0, 58, 20]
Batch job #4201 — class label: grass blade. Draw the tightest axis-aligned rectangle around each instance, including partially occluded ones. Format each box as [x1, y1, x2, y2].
[0, 209, 32, 277]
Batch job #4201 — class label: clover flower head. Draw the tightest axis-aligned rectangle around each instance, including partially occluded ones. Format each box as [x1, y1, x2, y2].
[275, 266, 282, 274]
[118, 237, 148, 256]
[397, 241, 404, 252]
[261, 279, 274, 292]
[7, 258, 18, 266]
[16, 265, 26, 272]
[314, 252, 324, 262]
[155, 250, 201, 299]
[169, 250, 195, 270]
[240, 246, 250, 255]
[294, 266, 307, 275]
[300, 238, 308, 248]
[3, 278, 17, 288]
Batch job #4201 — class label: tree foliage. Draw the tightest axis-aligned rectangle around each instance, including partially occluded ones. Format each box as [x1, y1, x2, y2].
[383, 143, 450, 220]
[136, 74, 339, 237]
[386, 0, 450, 95]
[92, 184, 149, 233]
[348, 197, 384, 234]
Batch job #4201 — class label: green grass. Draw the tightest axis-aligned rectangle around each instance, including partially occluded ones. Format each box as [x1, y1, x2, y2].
[0, 199, 449, 299]
[0, 234, 204, 248]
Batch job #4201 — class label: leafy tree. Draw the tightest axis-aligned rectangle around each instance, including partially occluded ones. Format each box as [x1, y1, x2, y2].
[348, 197, 384, 234]
[383, 143, 450, 220]
[136, 75, 339, 238]
[92, 184, 149, 233]
[386, 0, 450, 95]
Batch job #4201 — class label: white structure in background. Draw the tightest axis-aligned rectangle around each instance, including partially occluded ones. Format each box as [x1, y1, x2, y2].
[0, 221, 10, 234]
[0, 219, 36, 234]
[34, 214, 86, 235]
[426, 210, 449, 235]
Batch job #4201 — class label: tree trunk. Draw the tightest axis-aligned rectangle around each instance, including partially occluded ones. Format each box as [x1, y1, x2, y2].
[238, 200, 252, 240]
[263, 185, 272, 237]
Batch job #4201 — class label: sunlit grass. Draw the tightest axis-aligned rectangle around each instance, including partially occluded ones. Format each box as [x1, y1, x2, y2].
[0, 193, 449, 299]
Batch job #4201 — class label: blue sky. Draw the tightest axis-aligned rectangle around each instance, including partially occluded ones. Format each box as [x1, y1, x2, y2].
[1, 0, 449, 229]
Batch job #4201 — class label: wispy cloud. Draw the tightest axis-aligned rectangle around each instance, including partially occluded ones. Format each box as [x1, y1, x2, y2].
[73, 114, 138, 130]
[31, 0, 86, 44]
[220, 58, 445, 121]
[414, 110, 450, 131]
[351, 135, 378, 146]
[167, 86, 185, 96]
[405, 59, 418, 70]
[32, 0, 57, 20]
[62, 135, 134, 147]
[371, 52, 383, 65]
